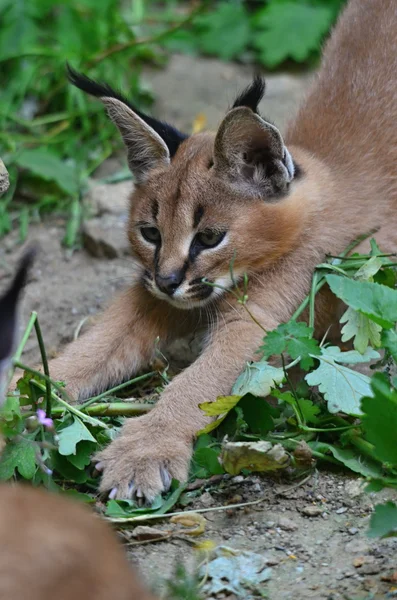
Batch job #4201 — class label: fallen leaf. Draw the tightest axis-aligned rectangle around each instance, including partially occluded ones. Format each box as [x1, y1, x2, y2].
[170, 513, 206, 536]
[220, 440, 290, 475]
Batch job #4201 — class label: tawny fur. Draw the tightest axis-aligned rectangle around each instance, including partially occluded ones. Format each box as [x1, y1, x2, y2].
[0, 484, 156, 600]
[14, 0, 397, 501]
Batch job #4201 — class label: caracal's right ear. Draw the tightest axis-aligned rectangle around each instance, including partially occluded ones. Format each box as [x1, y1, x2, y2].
[67, 65, 188, 183]
[0, 249, 36, 404]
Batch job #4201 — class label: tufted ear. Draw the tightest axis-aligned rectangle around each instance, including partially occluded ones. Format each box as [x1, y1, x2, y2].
[0, 249, 35, 404]
[67, 66, 188, 182]
[213, 106, 296, 199]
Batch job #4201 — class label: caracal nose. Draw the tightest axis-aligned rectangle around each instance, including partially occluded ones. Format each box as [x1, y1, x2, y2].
[155, 271, 184, 296]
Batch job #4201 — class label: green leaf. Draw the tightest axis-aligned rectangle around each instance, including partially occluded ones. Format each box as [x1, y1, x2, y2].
[0, 395, 23, 437]
[66, 440, 96, 470]
[305, 346, 379, 416]
[0, 437, 37, 480]
[309, 442, 385, 479]
[340, 307, 382, 353]
[326, 274, 397, 329]
[194, 447, 224, 476]
[368, 502, 397, 538]
[261, 321, 320, 369]
[198, 396, 242, 434]
[196, 2, 251, 60]
[238, 394, 276, 435]
[233, 360, 285, 397]
[253, 2, 333, 67]
[361, 373, 397, 466]
[57, 416, 97, 456]
[51, 453, 89, 484]
[273, 390, 321, 425]
[14, 149, 78, 196]
[381, 328, 397, 362]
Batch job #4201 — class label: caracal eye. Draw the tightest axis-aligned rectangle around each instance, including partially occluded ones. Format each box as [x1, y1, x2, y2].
[196, 230, 226, 248]
[140, 226, 161, 244]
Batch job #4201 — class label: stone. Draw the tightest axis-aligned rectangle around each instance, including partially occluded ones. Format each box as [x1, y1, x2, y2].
[301, 505, 323, 517]
[84, 180, 133, 217]
[0, 159, 9, 195]
[345, 539, 370, 554]
[82, 214, 130, 258]
[277, 516, 299, 531]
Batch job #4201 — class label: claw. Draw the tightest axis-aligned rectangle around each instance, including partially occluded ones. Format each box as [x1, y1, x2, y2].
[94, 461, 104, 472]
[108, 487, 118, 500]
[160, 465, 172, 491]
[135, 487, 143, 498]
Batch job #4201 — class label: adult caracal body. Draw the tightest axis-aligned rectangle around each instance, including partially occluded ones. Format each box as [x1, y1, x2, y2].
[28, 0, 397, 501]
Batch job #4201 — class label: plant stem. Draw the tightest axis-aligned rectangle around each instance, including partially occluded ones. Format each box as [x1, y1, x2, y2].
[13, 312, 37, 363]
[87, 3, 206, 67]
[51, 402, 153, 418]
[14, 361, 108, 430]
[33, 316, 52, 419]
[80, 371, 157, 409]
[309, 272, 318, 329]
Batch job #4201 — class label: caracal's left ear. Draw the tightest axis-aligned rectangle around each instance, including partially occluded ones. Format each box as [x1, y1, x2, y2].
[67, 65, 188, 183]
[0, 249, 36, 404]
[213, 77, 296, 199]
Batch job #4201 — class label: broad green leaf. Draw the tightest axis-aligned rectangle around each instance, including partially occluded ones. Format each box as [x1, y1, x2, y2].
[368, 502, 397, 538]
[57, 416, 96, 456]
[309, 442, 385, 479]
[14, 149, 78, 196]
[51, 452, 88, 484]
[233, 361, 284, 397]
[320, 346, 380, 364]
[273, 390, 321, 425]
[194, 447, 224, 476]
[0, 395, 23, 437]
[253, 2, 333, 67]
[305, 347, 379, 415]
[340, 307, 382, 353]
[326, 274, 397, 329]
[381, 328, 397, 362]
[0, 437, 37, 480]
[238, 394, 275, 435]
[67, 440, 96, 470]
[196, 2, 251, 60]
[261, 321, 320, 369]
[220, 440, 289, 476]
[361, 373, 397, 466]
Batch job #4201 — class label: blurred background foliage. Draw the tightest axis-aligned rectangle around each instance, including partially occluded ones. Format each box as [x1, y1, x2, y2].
[0, 0, 346, 243]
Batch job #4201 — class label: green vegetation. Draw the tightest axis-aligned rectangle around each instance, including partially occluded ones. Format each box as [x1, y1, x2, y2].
[0, 0, 345, 243]
[2, 237, 396, 540]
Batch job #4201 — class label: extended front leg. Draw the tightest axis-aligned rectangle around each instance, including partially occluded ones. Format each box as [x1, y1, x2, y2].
[96, 310, 272, 500]
[42, 286, 179, 400]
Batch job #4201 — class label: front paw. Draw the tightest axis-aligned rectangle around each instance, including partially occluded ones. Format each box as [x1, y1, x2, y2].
[95, 415, 192, 503]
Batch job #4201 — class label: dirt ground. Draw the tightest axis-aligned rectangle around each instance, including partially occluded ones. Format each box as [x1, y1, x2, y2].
[1, 55, 396, 599]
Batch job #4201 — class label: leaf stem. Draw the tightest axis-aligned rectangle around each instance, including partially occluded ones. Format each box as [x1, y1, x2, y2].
[14, 361, 108, 430]
[80, 371, 157, 409]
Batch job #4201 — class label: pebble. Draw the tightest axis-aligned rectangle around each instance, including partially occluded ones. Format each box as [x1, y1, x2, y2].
[345, 539, 370, 554]
[232, 475, 244, 484]
[335, 507, 348, 514]
[199, 492, 214, 508]
[348, 527, 359, 535]
[301, 505, 323, 517]
[277, 516, 299, 531]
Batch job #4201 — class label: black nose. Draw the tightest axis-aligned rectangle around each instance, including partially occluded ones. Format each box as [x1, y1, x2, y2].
[155, 271, 184, 296]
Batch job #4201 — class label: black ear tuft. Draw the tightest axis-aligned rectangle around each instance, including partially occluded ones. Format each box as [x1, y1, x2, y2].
[0, 248, 36, 362]
[66, 64, 188, 157]
[232, 76, 266, 114]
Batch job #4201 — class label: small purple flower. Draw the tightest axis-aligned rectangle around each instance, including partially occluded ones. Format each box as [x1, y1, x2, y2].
[36, 409, 54, 430]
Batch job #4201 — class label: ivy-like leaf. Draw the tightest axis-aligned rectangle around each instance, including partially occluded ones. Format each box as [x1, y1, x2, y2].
[326, 274, 397, 329]
[361, 373, 397, 466]
[252, 2, 333, 67]
[310, 442, 385, 480]
[193, 447, 224, 476]
[261, 321, 320, 369]
[0, 437, 37, 480]
[195, 2, 250, 60]
[57, 416, 97, 456]
[305, 347, 380, 416]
